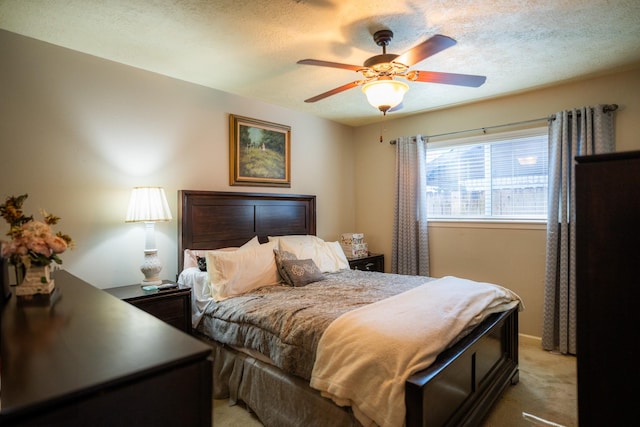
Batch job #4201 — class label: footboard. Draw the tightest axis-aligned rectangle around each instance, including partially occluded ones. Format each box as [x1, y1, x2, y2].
[405, 307, 519, 427]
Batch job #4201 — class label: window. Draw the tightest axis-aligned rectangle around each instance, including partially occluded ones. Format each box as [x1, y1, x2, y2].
[426, 128, 548, 221]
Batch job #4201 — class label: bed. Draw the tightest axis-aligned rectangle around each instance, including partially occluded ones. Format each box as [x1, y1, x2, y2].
[177, 190, 520, 427]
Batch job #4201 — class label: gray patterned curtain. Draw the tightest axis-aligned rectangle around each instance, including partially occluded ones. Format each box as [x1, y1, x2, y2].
[392, 135, 429, 276]
[542, 105, 615, 354]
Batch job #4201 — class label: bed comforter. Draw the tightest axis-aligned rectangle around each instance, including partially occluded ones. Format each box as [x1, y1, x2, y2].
[311, 275, 522, 427]
[187, 268, 433, 380]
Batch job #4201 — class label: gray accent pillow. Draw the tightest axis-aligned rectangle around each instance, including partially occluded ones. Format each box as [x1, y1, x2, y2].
[274, 248, 298, 285]
[280, 259, 325, 287]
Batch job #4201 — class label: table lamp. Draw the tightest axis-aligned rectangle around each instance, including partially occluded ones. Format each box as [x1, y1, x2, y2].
[125, 187, 172, 285]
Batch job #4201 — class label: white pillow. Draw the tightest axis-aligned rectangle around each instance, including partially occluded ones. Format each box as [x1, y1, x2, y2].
[184, 248, 234, 269]
[268, 234, 322, 248]
[206, 240, 280, 301]
[279, 239, 349, 273]
[323, 241, 350, 271]
[277, 238, 316, 259]
[182, 236, 260, 269]
[238, 235, 261, 250]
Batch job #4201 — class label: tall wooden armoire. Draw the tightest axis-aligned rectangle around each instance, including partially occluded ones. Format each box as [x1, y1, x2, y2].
[575, 150, 640, 426]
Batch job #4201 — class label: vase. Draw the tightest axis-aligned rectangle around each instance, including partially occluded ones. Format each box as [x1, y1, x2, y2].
[14, 262, 25, 285]
[16, 264, 56, 296]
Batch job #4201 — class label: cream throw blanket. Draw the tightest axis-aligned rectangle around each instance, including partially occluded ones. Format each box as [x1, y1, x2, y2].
[310, 276, 522, 427]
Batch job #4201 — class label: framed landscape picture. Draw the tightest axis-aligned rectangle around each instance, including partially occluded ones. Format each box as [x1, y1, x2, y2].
[229, 114, 291, 187]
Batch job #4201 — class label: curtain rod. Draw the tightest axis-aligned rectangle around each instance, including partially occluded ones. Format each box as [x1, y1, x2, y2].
[388, 104, 618, 145]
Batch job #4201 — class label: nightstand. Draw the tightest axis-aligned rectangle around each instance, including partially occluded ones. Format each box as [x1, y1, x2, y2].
[347, 253, 384, 272]
[104, 282, 192, 334]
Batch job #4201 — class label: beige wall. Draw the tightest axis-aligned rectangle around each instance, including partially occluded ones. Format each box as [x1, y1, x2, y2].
[353, 65, 640, 337]
[3, 28, 640, 338]
[0, 30, 356, 288]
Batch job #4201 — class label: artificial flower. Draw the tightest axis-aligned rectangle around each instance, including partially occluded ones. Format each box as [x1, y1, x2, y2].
[0, 194, 74, 268]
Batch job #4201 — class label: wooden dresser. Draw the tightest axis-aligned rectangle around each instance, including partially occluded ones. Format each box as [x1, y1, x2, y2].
[575, 150, 639, 426]
[0, 270, 212, 427]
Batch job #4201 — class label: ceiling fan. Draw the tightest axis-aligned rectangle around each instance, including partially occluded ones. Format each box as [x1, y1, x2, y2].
[297, 30, 486, 114]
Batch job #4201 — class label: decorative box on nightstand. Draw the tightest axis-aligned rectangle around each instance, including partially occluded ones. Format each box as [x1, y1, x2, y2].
[104, 281, 192, 334]
[347, 253, 384, 272]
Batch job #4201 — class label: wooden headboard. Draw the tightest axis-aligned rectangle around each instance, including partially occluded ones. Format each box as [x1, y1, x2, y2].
[178, 190, 316, 272]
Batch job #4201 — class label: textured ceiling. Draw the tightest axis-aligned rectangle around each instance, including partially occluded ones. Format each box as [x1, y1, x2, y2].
[1, 0, 639, 126]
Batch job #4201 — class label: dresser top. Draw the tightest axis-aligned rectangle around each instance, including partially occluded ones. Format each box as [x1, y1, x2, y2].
[0, 270, 210, 420]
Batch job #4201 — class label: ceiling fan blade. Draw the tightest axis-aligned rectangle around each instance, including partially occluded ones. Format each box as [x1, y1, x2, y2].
[393, 34, 457, 66]
[412, 70, 486, 87]
[297, 59, 363, 72]
[304, 81, 362, 103]
[388, 102, 404, 113]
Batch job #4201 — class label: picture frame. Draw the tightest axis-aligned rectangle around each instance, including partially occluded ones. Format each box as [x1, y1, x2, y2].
[229, 114, 291, 187]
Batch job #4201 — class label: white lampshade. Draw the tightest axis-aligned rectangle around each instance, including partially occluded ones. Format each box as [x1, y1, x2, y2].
[125, 187, 172, 286]
[125, 187, 172, 223]
[362, 79, 409, 114]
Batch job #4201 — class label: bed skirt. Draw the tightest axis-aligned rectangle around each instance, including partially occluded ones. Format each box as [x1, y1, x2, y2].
[202, 334, 362, 427]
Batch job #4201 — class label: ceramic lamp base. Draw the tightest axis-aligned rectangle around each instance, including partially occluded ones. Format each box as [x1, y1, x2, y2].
[140, 249, 163, 285]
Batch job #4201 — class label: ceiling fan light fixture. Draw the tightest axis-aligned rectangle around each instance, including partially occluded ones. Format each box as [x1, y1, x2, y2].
[362, 79, 409, 114]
